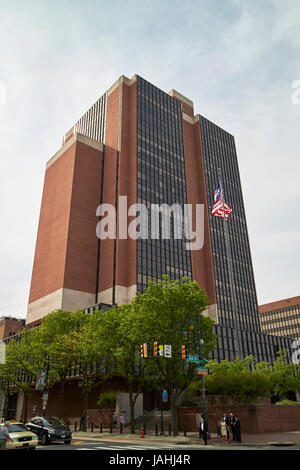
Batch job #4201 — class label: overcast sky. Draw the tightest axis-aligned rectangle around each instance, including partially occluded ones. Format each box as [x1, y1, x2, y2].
[0, 0, 299, 318]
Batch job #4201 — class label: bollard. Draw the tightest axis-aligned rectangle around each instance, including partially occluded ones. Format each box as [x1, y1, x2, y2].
[75, 422, 77, 432]
[183, 424, 187, 437]
[110, 422, 113, 433]
[155, 424, 158, 436]
[100, 423, 103, 433]
[168, 424, 171, 436]
[143, 423, 146, 436]
[91, 422, 94, 432]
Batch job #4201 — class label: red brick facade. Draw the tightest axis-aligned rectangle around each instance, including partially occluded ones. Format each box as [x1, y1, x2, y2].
[178, 402, 300, 434]
[0, 317, 25, 341]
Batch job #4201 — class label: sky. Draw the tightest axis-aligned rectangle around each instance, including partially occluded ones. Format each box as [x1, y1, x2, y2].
[0, 0, 299, 318]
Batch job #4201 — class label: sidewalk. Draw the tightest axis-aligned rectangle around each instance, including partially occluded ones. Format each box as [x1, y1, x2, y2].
[72, 429, 300, 447]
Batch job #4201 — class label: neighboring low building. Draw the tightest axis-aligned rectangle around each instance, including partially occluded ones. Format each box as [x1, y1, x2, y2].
[0, 316, 25, 341]
[0, 316, 25, 419]
[259, 296, 300, 340]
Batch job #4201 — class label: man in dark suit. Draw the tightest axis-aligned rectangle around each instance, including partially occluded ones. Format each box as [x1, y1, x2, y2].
[229, 412, 237, 441]
[235, 417, 242, 443]
[199, 417, 209, 445]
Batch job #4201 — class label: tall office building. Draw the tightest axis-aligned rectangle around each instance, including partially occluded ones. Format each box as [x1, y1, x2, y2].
[26, 74, 291, 362]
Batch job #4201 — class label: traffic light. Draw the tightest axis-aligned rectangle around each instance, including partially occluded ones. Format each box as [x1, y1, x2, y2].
[181, 344, 187, 360]
[140, 343, 148, 358]
[153, 341, 159, 357]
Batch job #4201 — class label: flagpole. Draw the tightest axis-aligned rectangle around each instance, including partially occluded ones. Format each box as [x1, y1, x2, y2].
[218, 168, 243, 358]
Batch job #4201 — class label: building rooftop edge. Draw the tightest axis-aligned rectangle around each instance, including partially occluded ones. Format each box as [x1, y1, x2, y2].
[168, 89, 194, 108]
[259, 295, 300, 313]
[46, 133, 103, 169]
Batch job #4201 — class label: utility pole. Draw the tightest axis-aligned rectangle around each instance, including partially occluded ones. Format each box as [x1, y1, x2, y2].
[196, 313, 208, 428]
[42, 357, 50, 417]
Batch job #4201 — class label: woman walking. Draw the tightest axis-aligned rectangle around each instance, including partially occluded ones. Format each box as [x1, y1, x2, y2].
[219, 417, 229, 444]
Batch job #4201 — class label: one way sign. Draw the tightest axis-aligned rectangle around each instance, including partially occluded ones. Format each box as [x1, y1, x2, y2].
[164, 345, 172, 358]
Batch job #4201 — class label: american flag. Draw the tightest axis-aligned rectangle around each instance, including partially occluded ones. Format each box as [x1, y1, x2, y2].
[211, 179, 232, 219]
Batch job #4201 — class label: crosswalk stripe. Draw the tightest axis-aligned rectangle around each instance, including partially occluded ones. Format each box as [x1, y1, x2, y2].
[93, 445, 177, 450]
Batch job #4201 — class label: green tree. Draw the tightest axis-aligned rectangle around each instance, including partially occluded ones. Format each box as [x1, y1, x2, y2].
[71, 315, 107, 431]
[25, 310, 90, 418]
[84, 304, 147, 434]
[3, 332, 37, 422]
[192, 356, 273, 406]
[40, 310, 90, 418]
[271, 351, 300, 399]
[131, 276, 216, 435]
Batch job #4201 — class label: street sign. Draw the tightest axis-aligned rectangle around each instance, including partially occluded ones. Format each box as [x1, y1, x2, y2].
[158, 345, 164, 356]
[198, 359, 207, 366]
[197, 367, 209, 375]
[164, 345, 172, 358]
[187, 355, 200, 363]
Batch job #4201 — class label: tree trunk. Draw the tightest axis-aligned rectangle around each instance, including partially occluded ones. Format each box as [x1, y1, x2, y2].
[23, 395, 28, 424]
[129, 385, 135, 434]
[83, 391, 88, 432]
[171, 403, 179, 436]
[58, 377, 65, 419]
[3, 392, 9, 420]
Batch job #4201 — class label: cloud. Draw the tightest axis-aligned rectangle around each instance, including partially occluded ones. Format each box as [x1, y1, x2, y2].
[0, 0, 299, 316]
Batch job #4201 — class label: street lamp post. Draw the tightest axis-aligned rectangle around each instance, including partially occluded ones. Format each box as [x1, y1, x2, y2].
[160, 390, 165, 435]
[196, 313, 208, 429]
[42, 358, 50, 417]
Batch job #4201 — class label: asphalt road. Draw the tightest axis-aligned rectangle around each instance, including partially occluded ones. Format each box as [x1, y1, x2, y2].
[35, 439, 300, 451]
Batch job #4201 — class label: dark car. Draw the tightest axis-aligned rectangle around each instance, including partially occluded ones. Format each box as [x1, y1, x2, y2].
[26, 417, 72, 445]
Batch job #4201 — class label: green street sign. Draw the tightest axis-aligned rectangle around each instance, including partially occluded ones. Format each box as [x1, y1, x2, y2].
[198, 359, 207, 366]
[187, 355, 200, 363]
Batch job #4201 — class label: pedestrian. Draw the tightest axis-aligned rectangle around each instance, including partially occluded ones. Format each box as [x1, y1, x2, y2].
[199, 417, 208, 445]
[235, 416, 242, 443]
[119, 414, 125, 433]
[113, 412, 118, 429]
[219, 417, 229, 445]
[0, 421, 13, 451]
[223, 412, 230, 441]
[229, 412, 237, 441]
[80, 414, 84, 431]
[216, 418, 221, 436]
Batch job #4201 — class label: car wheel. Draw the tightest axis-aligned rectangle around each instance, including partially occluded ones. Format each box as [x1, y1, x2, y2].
[64, 440, 71, 445]
[41, 433, 49, 445]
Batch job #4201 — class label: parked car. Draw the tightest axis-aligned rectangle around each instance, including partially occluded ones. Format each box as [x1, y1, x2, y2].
[0, 421, 38, 450]
[26, 416, 72, 445]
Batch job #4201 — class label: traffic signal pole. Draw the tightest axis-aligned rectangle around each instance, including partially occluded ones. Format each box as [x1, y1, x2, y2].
[196, 313, 208, 429]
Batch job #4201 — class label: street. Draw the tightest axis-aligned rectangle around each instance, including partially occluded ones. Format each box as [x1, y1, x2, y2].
[34, 439, 300, 451]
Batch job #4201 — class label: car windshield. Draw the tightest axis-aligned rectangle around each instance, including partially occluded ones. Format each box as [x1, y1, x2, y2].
[44, 417, 65, 427]
[8, 424, 28, 432]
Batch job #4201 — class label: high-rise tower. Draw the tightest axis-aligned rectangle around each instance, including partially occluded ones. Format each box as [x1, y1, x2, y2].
[27, 74, 291, 362]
